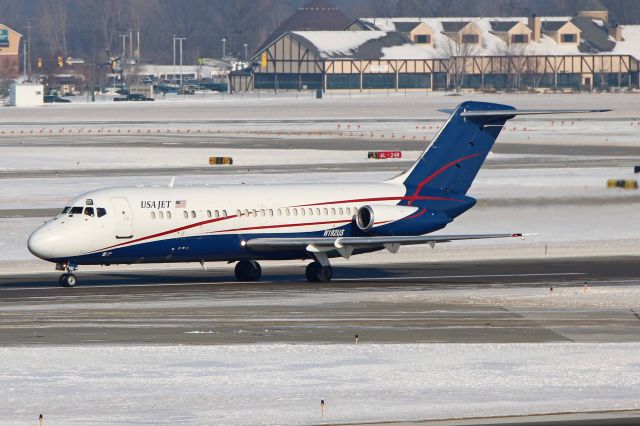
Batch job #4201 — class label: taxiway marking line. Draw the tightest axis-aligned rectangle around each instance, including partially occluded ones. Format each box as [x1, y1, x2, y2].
[1, 272, 587, 291]
[337, 272, 587, 281]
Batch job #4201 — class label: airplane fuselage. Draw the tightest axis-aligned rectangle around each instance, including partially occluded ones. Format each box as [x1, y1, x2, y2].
[28, 181, 466, 266]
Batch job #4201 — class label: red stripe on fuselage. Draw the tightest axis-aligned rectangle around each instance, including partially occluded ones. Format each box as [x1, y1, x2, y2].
[406, 208, 427, 219]
[98, 214, 237, 251]
[294, 195, 461, 208]
[407, 152, 483, 205]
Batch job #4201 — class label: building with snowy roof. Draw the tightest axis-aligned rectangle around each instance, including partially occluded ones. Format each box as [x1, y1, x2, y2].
[230, 2, 640, 93]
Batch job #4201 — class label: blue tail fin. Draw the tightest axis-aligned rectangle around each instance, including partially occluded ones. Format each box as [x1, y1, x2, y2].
[400, 101, 514, 197]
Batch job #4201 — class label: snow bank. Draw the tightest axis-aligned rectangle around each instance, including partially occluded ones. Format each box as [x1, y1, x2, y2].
[1, 343, 639, 425]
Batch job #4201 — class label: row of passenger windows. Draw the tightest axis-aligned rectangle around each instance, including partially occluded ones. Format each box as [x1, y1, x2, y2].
[150, 207, 357, 220]
[61, 206, 107, 217]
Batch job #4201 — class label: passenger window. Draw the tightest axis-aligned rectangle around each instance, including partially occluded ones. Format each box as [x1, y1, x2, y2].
[215, 210, 220, 219]
[97, 208, 107, 217]
[70, 207, 83, 215]
[167, 211, 172, 219]
[268, 209, 273, 217]
[222, 210, 227, 217]
[84, 207, 95, 217]
[158, 211, 164, 219]
[300, 209, 305, 216]
[277, 209, 282, 216]
[151, 211, 156, 219]
[191, 211, 196, 218]
[286, 208, 290, 216]
[260, 210, 265, 217]
[339, 208, 344, 215]
[345, 207, 351, 215]
[207, 210, 212, 218]
[249, 209, 256, 217]
[316, 208, 321, 216]
[183, 211, 188, 219]
[243, 209, 249, 217]
[307, 208, 313, 216]
[330, 208, 336, 215]
[293, 208, 298, 216]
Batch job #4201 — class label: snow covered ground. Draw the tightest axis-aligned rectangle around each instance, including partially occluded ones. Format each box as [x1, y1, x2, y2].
[1, 343, 639, 425]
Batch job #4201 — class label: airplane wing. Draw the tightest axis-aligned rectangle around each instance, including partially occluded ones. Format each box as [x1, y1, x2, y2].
[245, 233, 528, 259]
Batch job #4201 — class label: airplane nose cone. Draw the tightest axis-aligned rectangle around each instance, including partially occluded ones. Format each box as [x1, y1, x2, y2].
[27, 226, 55, 260]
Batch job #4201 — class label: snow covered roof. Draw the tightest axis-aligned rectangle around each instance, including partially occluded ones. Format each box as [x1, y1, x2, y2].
[290, 31, 414, 59]
[490, 21, 523, 32]
[357, 17, 640, 60]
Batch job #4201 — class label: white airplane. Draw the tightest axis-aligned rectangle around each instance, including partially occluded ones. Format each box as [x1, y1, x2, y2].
[27, 101, 607, 287]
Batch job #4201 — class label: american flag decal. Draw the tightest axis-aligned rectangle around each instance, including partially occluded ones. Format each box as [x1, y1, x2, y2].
[175, 200, 187, 208]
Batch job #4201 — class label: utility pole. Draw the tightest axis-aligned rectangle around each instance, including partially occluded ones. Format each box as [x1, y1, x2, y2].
[243, 43, 248, 63]
[129, 28, 133, 61]
[136, 28, 140, 62]
[177, 37, 186, 91]
[120, 33, 128, 58]
[222, 38, 226, 59]
[24, 19, 33, 80]
[172, 34, 176, 83]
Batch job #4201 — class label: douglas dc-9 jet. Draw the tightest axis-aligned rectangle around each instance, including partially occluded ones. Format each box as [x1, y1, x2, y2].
[28, 101, 607, 287]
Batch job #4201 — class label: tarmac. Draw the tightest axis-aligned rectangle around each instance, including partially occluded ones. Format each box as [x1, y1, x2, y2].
[1, 257, 638, 346]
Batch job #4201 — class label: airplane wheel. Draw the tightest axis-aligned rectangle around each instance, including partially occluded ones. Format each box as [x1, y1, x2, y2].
[306, 262, 332, 283]
[59, 273, 77, 287]
[235, 260, 262, 281]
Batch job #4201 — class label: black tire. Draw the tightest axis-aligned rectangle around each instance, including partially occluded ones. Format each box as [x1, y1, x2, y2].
[59, 273, 69, 287]
[317, 266, 332, 283]
[306, 262, 320, 282]
[235, 260, 262, 281]
[66, 274, 77, 287]
[305, 262, 332, 283]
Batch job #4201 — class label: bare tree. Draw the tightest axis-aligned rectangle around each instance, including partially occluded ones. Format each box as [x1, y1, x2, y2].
[37, 1, 70, 56]
[441, 37, 479, 91]
[498, 42, 529, 91]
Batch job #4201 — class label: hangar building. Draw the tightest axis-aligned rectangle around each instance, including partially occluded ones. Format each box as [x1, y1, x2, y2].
[230, 3, 640, 93]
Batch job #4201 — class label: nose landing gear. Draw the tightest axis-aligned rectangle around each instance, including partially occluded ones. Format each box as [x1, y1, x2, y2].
[59, 273, 77, 287]
[57, 262, 78, 287]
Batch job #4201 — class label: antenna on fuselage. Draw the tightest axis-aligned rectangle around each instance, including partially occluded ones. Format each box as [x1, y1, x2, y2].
[169, 176, 175, 188]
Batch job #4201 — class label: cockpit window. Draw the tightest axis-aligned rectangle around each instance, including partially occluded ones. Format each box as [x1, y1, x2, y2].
[84, 207, 95, 217]
[97, 208, 107, 217]
[70, 207, 83, 215]
[61, 207, 71, 214]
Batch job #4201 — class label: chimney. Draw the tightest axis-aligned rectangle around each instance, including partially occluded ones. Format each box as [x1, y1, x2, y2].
[609, 23, 623, 42]
[529, 14, 541, 42]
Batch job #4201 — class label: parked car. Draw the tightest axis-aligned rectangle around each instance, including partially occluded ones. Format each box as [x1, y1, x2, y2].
[114, 93, 155, 102]
[44, 95, 71, 103]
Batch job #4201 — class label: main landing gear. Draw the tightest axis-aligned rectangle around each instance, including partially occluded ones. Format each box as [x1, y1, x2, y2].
[305, 262, 332, 283]
[234, 260, 262, 281]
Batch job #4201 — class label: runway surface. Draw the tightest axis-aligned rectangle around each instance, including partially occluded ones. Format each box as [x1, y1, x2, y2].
[1, 257, 639, 346]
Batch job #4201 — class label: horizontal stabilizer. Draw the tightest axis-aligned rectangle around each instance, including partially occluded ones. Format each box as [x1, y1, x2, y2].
[460, 109, 611, 118]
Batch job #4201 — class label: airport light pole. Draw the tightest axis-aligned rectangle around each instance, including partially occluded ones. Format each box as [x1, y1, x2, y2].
[222, 38, 226, 59]
[177, 37, 186, 92]
[120, 33, 128, 58]
[172, 34, 176, 84]
[243, 43, 248, 63]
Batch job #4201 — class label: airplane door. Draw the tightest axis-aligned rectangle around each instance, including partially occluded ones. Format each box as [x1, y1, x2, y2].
[112, 197, 133, 238]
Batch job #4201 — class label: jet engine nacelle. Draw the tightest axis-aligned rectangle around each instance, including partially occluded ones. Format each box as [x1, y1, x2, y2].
[355, 204, 419, 232]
